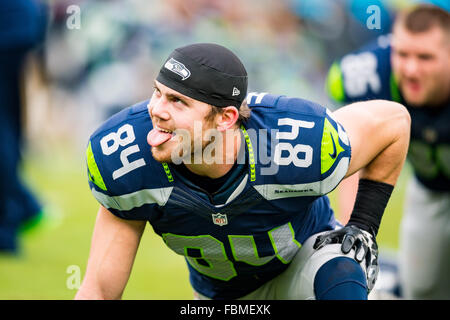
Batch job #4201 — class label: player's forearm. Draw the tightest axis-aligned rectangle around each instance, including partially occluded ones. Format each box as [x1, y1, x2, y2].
[75, 283, 113, 300]
[334, 100, 411, 236]
[75, 256, 131, 300]
[75, 207, 146, 300]
[75, 273, 125, 300]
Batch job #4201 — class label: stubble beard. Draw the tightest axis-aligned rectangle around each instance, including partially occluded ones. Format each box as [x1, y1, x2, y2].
[150, 128, 217, 164]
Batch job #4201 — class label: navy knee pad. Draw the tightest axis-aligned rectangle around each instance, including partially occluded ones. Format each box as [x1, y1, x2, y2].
[314, 256, 367, 300]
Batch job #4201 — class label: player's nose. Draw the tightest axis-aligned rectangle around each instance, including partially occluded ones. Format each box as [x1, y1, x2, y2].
[403, 58, 420, 77]
[149, 97, 170, 121]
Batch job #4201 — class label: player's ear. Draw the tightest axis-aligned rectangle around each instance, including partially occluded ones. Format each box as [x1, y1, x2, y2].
[216, 106, 239, 131]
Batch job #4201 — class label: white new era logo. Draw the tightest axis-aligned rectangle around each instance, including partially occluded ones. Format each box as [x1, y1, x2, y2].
[232, 87, 240, 96]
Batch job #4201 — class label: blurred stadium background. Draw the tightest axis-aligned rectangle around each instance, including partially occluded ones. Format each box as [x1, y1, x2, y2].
[0, 0, 445, 299]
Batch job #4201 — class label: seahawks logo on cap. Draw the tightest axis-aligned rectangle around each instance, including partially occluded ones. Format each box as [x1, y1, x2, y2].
[164, 58, 191, 80]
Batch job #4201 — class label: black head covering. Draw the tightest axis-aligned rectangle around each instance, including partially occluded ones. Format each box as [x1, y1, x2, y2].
[156, 43, 248, 108]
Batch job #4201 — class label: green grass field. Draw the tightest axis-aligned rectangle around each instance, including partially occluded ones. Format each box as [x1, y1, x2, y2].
[0, 144, 410, 299]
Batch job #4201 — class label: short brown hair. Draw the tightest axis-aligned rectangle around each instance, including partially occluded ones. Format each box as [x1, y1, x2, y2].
[396, 4, 450, 36]
[206, 100, 252, 127]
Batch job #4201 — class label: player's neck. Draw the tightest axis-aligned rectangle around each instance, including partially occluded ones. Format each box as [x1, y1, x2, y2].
[407, 85, 450, 109]
[184, 129, 242, 179]
[427, 90, 450, 108]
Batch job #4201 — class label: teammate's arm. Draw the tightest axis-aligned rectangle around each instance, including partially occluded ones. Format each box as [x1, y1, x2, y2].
[75, 206, 146, 300]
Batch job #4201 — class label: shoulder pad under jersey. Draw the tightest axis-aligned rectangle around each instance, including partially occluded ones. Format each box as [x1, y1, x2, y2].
[85, 100, 173, 220]
[243, 92, 351, 198]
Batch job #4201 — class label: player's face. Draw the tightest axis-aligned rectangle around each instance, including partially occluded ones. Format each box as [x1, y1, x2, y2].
[147, 80, 217, 163]
[391, 25, 450, 107]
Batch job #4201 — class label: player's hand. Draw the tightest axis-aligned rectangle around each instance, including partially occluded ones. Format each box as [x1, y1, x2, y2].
[313, 225, 379, 291]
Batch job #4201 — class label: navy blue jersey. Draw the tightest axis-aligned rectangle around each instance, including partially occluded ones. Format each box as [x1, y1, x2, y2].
[326, 35, 450, 192]
[86, 93, 352, 299]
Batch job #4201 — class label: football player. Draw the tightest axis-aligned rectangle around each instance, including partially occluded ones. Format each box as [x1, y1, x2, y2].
[75, 43, 410, 300]
[326, 5, 450, 299]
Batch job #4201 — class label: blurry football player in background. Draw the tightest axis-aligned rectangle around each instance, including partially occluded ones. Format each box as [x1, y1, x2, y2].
[75, 43, 410, 300]
[326, 4, 450, 299]
[0, 0, 48, 253]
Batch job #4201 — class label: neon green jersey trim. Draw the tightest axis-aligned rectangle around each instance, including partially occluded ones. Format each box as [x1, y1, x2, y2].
[240, 124, 256, 182]
[228, 235, 273, 266]
[159, 126, 255, 183]
[86, 141, 107, 191]
[321, 118, 345, 175]
[268, 222, 301, 264]
[162, 162, 174, 182]
[162, 233, 237, 281]
[390, 73, 402, 103]
[326, 62, 345, 102]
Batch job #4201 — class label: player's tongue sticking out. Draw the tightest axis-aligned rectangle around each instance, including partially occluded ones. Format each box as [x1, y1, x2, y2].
[148, 128, 173, 147]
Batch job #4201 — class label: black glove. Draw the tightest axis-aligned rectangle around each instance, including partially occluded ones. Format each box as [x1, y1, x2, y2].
[313, 225, 379, 292]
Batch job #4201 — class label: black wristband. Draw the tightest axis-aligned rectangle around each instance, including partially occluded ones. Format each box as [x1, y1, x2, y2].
[347, 179, 394, 238]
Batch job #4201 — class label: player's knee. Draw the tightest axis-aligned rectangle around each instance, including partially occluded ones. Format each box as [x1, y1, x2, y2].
[314, 257, 367, 300]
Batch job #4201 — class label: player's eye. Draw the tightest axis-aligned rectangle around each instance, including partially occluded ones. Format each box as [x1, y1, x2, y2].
[153, 86, 162, 97]
[396, 51, 408, 58]
[418, 54, 433, 61]
[170, 96, 187, 106]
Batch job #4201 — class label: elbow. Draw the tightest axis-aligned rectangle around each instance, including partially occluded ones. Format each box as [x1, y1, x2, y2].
[393, 101, 411, 128]
[369, 100, 411, 140]
[388, 101, 411, 142]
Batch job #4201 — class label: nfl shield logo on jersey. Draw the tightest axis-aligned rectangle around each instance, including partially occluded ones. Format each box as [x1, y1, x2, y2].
[212, 213, 228, 226]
